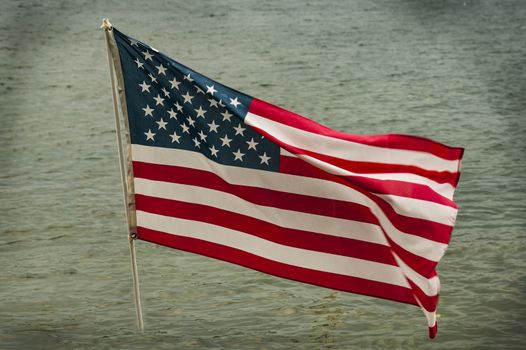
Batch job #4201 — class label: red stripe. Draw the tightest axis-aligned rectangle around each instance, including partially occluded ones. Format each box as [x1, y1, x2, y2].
[133, 160, 453, 245]
[135, 194, 397, 266]
[283, 158, 454, 245]
[429, 323, 438, 339]
[137, 227, 418, 306]
[406, 278, 439, 313]
[281, 155, 457, 208]
[248, 120, 460, 193]
[133, 160, 443, 279]
[383, 232, 439, 279]
[286, 146, 460, 186]
[249, 98, 464, 161]
[280, 156, 454, 278]
[371, 191, 452, 245]
[133, 161, 378, 224]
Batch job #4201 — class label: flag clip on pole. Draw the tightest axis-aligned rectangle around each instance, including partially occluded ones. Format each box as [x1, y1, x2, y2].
[101, 18, 144, 333]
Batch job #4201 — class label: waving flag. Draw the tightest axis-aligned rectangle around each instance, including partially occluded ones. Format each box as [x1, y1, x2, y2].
[110, 27, 463, 338]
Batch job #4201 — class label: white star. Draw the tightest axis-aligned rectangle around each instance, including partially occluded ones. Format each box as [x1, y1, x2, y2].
[194, 106, 206, 118]
[170, 131, 181, 143]
[186, 116, 196, 127]
[229, 97, 241, 108]
[143, 50, 154, 61]
[139, 81, 150, 92]
[168, 108, 177, 119]
[259, 152, 271, 165]
[162, 87, 170, 97]
[198, 130, 207, 141]
[134, 58, 144, 69]
[153, 94, 165, 106]
[221, 110, 233, 122]
[181, 123, 190, 134]
[156, 64, 167, 75]
[129, 38, 140, 46]
[144, 129, 156, 141]
[220, 134, 232, 147]
[174, 101, 183, 112]
[148, 73, 157, 83]
[192, 137, 200, 148]
[184, 73, 193, 82]
[142, 105, 154, 117]
[246, 138, 259, 151]
[182, 91, 194, 104]
[206, 85, 217, 95]
[234, 124, 246, 136]
[233, 149, 245, 161]
[209, 145, 219, 157]
[208, 98, 219, 108]
[207, 120, 219, 133]
[196, 86, 205, 95]
[218, 99, 225, 107]
[156, 118, 168, 130]
[169, 77, 181, 90]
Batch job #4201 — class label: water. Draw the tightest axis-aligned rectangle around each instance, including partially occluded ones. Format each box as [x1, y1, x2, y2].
[1, 0, 525, 348]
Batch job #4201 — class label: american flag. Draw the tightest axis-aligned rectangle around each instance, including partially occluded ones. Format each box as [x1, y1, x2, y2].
[111, 27, 463, 338]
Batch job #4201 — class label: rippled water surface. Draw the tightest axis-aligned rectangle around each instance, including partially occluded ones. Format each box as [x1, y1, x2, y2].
[1, 0, 525, 349]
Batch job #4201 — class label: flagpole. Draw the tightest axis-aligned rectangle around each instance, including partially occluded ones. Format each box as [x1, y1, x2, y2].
[101, 18, 144, 332]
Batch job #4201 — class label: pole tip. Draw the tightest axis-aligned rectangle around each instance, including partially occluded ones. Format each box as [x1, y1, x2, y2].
[101, 18, 113, 31]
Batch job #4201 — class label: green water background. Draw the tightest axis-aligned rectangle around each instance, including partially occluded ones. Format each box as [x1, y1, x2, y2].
[1, 0, 525, 349]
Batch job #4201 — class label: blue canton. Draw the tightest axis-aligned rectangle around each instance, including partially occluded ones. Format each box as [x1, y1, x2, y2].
[113, 28, 279, 171]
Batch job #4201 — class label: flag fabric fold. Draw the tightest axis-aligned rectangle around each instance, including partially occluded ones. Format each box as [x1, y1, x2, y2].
[111, 27, 463, 338]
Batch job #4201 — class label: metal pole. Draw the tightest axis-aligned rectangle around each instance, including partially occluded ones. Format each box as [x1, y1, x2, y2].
[102, 18, 144, 332]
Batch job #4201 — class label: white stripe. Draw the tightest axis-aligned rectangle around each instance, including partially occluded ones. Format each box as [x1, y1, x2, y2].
[281, 149, 455, 200]
[245, 112, 460, 173]
[392, 253, 440, 297]
[137, 210, 410, 288]
[137, 176, 440, 298]
[134, 177, 386, 245]
[131, 144, 448, 262]
[136, 144, 456, 223]
[375, 194, 457, 226]
[418, 302, 437, 328]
